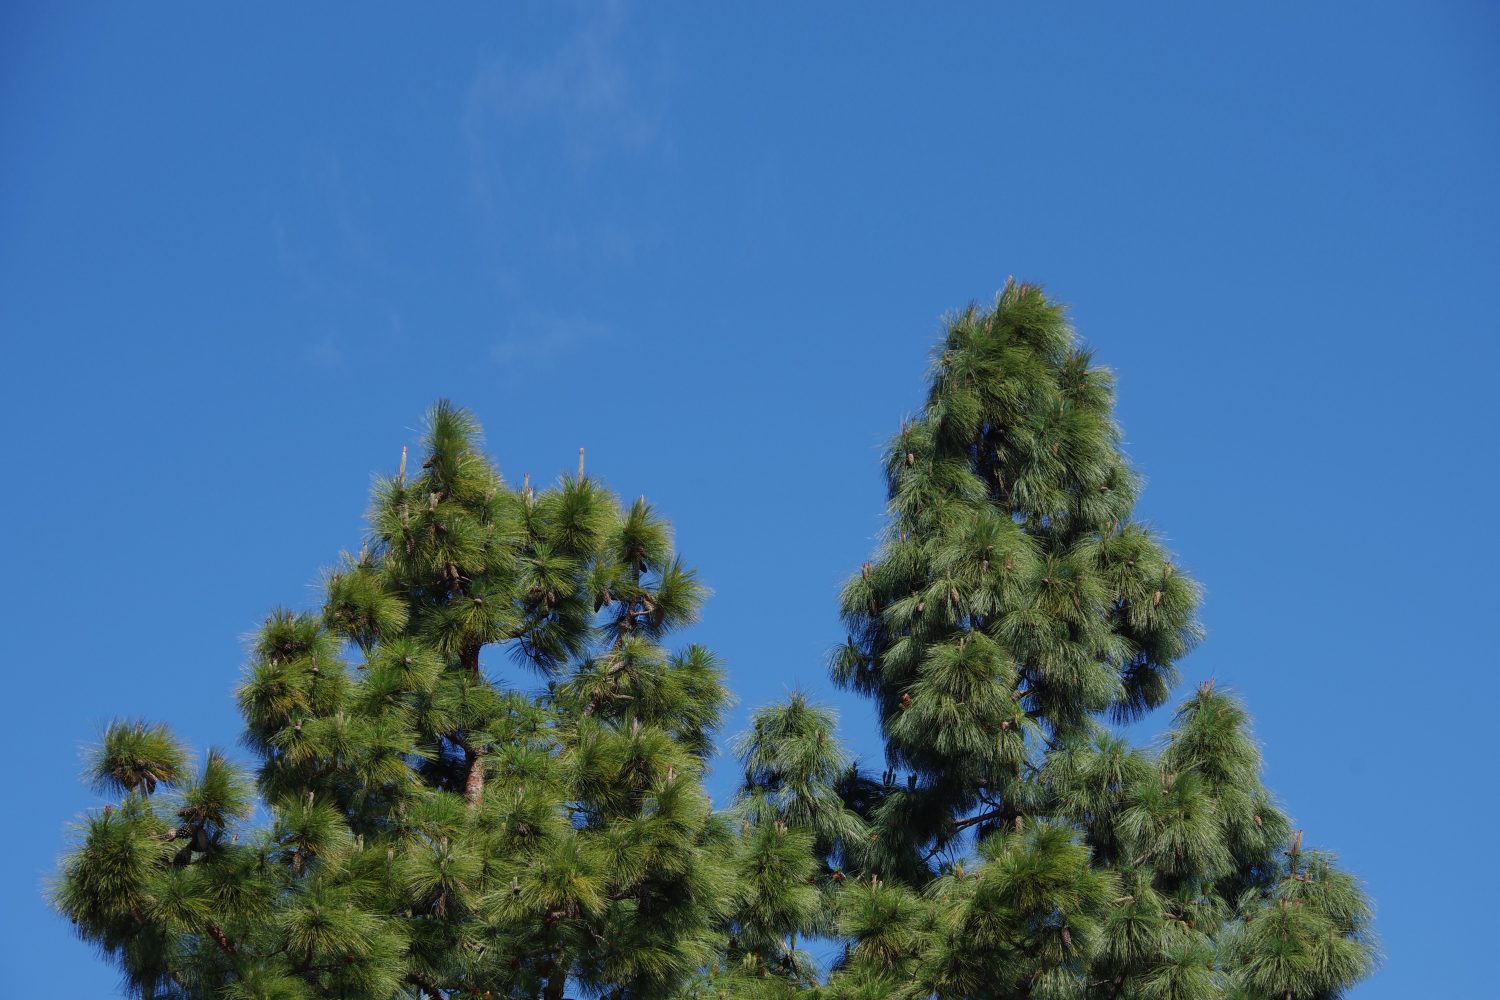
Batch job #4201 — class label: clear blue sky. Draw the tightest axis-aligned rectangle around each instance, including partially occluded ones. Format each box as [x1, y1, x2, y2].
[3, 3, 1495, 995]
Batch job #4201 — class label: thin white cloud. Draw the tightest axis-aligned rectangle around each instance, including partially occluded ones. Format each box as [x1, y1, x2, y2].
[303, 335, 345, 370]
[491, 314, 612, 369]
[462, 3, 662, 219]
[321, 151, 382, 272]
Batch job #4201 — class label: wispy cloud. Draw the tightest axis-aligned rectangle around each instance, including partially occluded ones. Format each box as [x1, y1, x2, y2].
[320, 151, 384, 273]
[491, 314, 612, 370]
[269, 146, 412, 373]
[462, 4, 662, 220]
[303, 335, 345, 370]
[462, 7, 658, 373]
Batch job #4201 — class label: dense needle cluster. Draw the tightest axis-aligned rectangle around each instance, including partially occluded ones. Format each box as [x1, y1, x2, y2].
[55, 283, 1374, 999]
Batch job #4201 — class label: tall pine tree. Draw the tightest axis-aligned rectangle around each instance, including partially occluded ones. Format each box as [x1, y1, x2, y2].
[821, 280, 1374, 999]
[56, 404, 740, 999]
[55, 283, 1374, 999]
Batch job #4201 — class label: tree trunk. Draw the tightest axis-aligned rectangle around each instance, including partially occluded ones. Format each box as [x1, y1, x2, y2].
[464, 746, 486, 807]
[544, 962, 567, 1000]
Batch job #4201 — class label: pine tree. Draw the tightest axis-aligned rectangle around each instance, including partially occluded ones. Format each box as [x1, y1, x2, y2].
[822, 280, 1375, 999]
[56, 403, 740, 999]
[55, 283, 1375, 1000]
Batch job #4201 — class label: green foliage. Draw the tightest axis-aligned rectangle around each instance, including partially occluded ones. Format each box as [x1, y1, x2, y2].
[56, 401, 738, 1000]
[90, 720, 189, 797]
[54, 282, 1374, 999]
[820, 282, 1375, 998]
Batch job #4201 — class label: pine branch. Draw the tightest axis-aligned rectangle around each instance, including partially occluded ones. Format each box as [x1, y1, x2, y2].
[204, 920, 237, 957]
[951, 808, 1004, 833]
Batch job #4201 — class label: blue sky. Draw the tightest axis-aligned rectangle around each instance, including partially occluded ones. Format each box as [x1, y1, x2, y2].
[3, 3, 1496, 995]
